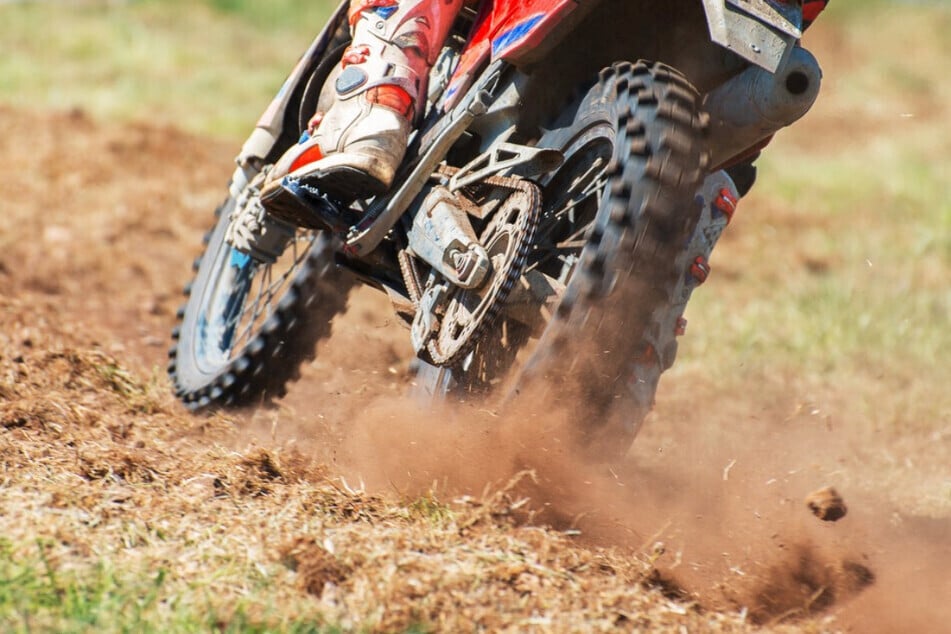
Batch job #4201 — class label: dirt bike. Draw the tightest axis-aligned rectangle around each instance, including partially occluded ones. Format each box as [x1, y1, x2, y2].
[169, 0, 823, 456]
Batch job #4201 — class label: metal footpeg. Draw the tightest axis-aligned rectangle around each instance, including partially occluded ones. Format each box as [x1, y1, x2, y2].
[262, 177, 358, 233]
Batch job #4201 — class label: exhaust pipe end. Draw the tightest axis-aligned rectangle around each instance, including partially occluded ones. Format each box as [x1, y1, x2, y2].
[706, 46, 823, 168]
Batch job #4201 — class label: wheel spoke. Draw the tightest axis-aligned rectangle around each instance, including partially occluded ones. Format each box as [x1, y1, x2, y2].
[226, 230, 316, 359]
[231, 276, 264, 352]
[555, 238, 587, 250]
[233, 266, 266, 350]
[566, 158, 606, 199]
[535, 173, 607, 246]
[530, 193, 600, 271]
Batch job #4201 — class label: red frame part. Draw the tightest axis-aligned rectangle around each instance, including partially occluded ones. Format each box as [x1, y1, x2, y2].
[444, 0, 578, 108]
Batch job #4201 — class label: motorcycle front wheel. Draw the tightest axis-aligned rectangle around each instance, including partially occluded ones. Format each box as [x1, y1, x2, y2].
[169, 192, 352, 410]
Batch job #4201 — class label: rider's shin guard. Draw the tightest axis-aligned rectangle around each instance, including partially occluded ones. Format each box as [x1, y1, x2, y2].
[265, 0, 464, 207]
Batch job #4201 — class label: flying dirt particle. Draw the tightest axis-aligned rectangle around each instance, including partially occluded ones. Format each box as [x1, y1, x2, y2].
[805, 486, 848, 522]
[642, 567, 692, 603]
[839, 559, 876, 594]
[745, 544, 875, 625]
[242, 448, 284, 481]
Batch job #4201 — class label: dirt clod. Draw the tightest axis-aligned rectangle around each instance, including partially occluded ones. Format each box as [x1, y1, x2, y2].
[279, 537, 348, 597]
[746, 544, 874, 625]
[806, 486, 848, 522]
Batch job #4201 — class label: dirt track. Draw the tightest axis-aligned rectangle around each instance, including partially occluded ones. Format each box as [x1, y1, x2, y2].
[2, 102, 950, 631]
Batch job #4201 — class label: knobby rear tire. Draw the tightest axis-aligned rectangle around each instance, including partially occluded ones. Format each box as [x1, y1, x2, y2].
[421, 60, 709, 459]
[525, 60, 709, 456]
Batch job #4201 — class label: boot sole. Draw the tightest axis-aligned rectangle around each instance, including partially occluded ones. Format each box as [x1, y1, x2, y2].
[262, 166, 387, 232]
[261, 186, 328, 231]
[307, 165, 389, 202]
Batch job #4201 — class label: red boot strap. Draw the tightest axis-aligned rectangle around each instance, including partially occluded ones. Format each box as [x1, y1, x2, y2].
[367, 85, 415, 120]
[289, 144, 325, 174]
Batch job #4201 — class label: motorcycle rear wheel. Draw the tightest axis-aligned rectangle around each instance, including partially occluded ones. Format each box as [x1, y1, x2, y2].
[422, 60, 709, 458]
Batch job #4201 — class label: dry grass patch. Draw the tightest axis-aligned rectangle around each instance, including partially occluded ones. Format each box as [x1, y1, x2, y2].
[0, 297, 760, 632]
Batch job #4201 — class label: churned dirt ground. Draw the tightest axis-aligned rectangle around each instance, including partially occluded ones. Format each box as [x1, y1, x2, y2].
[1, 22, 949, 630]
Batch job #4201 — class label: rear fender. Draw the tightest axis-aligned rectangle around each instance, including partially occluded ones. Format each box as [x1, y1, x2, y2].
[702, 0, 803, 72]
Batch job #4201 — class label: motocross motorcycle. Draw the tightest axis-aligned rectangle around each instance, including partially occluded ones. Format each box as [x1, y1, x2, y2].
[169, 0, 824, 456]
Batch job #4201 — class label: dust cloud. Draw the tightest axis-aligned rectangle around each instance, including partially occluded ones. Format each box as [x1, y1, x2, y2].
[5, 102, 946, 630]
[266, 291, 951, 629]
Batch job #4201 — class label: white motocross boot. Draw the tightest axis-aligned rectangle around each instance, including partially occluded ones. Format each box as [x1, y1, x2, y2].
[260, 0, 464, 227]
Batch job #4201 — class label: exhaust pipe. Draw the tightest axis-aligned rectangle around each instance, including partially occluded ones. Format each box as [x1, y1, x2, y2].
[704, 46, 822, 168]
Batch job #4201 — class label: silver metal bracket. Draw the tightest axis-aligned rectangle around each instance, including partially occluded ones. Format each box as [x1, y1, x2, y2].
[448, 134, 563, 192]
[702, 0, 802, 72]
[407, 187, 491, 290]
[410, 281, 448, 354]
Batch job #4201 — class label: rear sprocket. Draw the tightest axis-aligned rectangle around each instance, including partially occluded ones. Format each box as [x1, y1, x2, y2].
[407, 176, 541, 369]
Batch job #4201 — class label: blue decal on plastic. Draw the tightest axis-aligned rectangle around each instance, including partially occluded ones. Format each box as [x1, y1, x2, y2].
[374, 6, 397, 19]
[491, 13, 545, 57]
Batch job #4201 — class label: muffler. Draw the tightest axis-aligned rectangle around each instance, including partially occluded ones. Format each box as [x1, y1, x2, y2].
[705, 45, 822, 168]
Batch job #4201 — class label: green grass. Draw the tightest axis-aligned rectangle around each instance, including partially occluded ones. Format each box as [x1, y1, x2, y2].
[0, 0, 337, 138]
[165, 0, 340, 31]
[0, 538, 337, 633]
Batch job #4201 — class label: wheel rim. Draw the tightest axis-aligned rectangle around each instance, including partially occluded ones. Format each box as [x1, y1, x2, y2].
[193, 228, 317, 374]
[530, 123, 614, 284]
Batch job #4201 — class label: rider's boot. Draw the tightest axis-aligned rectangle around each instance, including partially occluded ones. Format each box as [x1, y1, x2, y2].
[260, 0, 464, 227]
